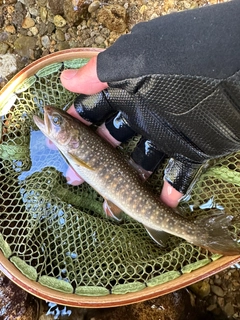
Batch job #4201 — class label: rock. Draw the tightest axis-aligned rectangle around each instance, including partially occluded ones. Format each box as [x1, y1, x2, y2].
[22, 17, 35, 29]
[224, 302, 235, 318]
[47, 23, 55, 35]
[12, 2, 26, 29]
[207, 304, 217, 312]
[189, 280, 210, 299]
[163, 0, 175, 12]
[29, 26, 39, 36]
[53, 15, 67, 28]
[57, 41, 70, 50]
[0, 53, 17, 78]
[48, 0, 64, 15]
[150, 13, 158, 20]
[5, 25, 16, 34]
[40, 6, 48, 23]
[63, 0, 89, 26]
[97, 4, 127, 33]
[41, 35, 51, 49]
[38, 22, 48, 35]
[0, 271, 36, 319]
[55, 29, 65, 41]
[88, 1, 100, 13]
[0, 32, 9, 41]
[14, 35, 37, 58]
[211, 285, 225, 297]
[0, 42, 9, 54]
[29, 7, 39, 17]
[94, 35, 105, 45]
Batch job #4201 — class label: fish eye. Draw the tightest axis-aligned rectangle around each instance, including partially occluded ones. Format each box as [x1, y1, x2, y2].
[51, 114, 63, 126]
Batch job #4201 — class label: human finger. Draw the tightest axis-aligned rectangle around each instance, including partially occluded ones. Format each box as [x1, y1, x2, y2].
[60, 56, 108, 95]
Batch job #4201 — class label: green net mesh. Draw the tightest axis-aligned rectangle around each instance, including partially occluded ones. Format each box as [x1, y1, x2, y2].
[0, 58, 240, 296]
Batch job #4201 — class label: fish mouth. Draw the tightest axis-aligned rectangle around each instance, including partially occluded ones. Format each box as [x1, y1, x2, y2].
[33, 106, 52, 135]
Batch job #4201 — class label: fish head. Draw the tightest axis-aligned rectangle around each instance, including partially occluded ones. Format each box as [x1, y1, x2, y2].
[33, 106, 79, 148]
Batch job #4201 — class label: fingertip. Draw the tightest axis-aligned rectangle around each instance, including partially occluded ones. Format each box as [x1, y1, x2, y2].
[160, 180, 183, 208]
[66, 166, 85, 186]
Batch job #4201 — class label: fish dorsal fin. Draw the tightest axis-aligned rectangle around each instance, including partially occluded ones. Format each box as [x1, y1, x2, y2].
[68, 152, 94, 170]
[144, 226, 169, 247]
[103, 199, 123, 222]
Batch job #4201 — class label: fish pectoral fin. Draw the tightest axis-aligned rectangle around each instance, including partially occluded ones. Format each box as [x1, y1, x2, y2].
[144, 226, 169, 247]
[68, 152, 94, 170]
[103, 199, 123, 222]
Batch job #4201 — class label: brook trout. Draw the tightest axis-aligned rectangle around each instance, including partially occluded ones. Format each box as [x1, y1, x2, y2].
[33, 106, 240, 255]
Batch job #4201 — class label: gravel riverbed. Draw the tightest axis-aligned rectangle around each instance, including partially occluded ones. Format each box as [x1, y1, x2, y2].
[1, 0, 240, 319]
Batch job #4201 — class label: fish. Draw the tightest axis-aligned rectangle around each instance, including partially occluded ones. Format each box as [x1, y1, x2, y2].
[33, 106, 240, 255]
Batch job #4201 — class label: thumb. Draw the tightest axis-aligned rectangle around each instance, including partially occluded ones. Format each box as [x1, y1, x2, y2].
[60, 56, 108, 95]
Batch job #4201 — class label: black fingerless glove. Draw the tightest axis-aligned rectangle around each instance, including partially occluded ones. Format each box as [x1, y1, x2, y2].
[75, 1, 240, 193]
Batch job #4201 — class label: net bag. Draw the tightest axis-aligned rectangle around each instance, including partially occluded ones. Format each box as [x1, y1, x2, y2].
[0, 49, 240, 307]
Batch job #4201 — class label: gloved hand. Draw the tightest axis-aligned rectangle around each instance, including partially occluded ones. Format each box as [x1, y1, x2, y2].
[61, 0, 240, 208]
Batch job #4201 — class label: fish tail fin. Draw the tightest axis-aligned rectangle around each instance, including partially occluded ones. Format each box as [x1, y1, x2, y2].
[194, 213, 240, 255]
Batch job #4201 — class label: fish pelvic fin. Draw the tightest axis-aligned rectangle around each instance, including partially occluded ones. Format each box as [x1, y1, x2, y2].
[193, 212, 240, 255]
[68, 152, 94, 170]
[103, 199, 123, 222]
[144, 226, 169, 247]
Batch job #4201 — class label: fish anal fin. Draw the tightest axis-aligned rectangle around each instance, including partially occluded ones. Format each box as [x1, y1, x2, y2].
[144, 226, 169, 247]
[103, 199, 123, 222]
[68, 152, 94, 170]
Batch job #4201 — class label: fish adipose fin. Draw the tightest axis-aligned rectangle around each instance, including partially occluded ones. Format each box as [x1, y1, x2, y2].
[194, 213, 240, 255]
[103, 199, 123, 222]
[68, 152, 94, 170]
[144, 226, 169, 247]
